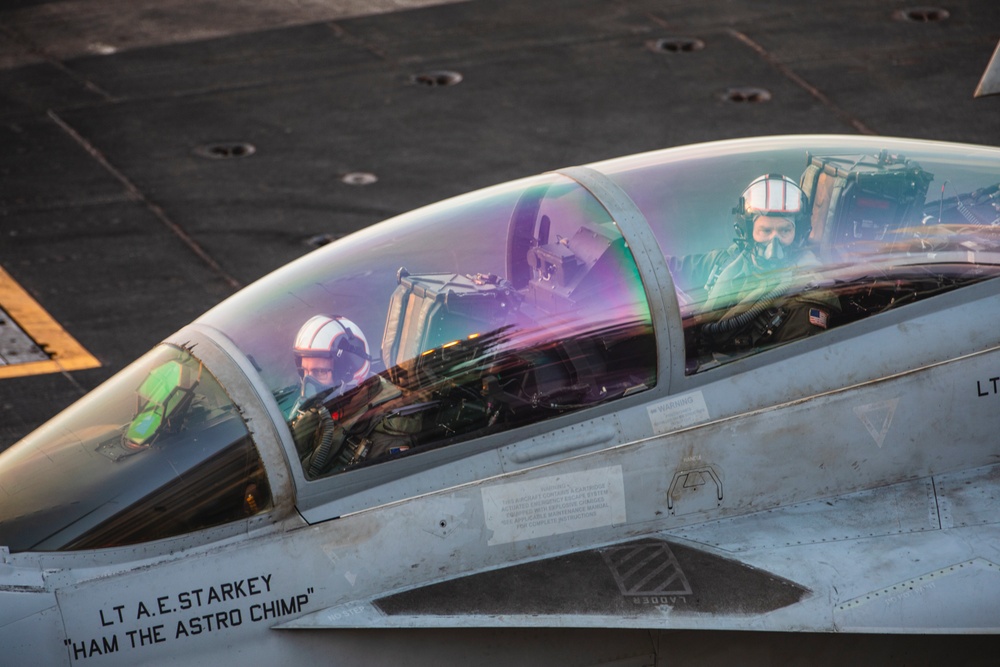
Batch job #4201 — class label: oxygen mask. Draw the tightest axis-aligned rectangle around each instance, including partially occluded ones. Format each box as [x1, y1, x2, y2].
[292, 371, 339, 414]
[752, 236, 792, 270]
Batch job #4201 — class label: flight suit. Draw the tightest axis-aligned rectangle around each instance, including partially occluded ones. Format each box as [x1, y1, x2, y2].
[669, 244, 839, 353]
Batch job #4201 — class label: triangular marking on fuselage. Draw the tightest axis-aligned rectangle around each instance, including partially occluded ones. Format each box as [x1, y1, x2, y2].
[853, 398, 900, 448]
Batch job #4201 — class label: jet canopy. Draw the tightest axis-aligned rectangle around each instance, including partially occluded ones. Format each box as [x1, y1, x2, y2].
[200, 173, 658, 481]
[0, 172, 658, 551]
[2, 135, 999, 553]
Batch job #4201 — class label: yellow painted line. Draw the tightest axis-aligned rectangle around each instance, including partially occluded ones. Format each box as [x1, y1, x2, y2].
[0, 265, 101, 379]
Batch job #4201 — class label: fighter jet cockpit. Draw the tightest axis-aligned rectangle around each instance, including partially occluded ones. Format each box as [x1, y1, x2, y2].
[2, 136, 998, 554]
[0, 173, 658, 552]
[203, 173, 659, 482]
[595, 138, 1000, 374]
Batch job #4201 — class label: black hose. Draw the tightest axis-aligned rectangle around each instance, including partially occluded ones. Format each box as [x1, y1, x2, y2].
[701, 281, 792, 336]
[308, 406, 337, 478]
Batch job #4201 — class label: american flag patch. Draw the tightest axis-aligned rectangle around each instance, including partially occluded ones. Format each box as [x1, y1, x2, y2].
[809, 308, 829, 329]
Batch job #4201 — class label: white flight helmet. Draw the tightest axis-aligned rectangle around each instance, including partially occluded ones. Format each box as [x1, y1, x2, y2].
[293, 315, 371, 391]
[734, 173, 810, 246]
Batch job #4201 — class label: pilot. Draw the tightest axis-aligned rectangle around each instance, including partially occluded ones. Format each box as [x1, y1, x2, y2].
[288, 315, 373, 473]
[670, 174, 839, 351]
[293, 314, 372, 401]
[288, 314, 414, 478]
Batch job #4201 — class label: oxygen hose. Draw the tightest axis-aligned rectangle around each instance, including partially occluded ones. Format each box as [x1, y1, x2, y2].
[308, 406, 336, 478]
[701, 281, 792, 336]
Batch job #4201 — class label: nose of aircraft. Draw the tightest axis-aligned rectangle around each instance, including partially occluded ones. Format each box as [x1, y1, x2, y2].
[0, 561, 69, 665]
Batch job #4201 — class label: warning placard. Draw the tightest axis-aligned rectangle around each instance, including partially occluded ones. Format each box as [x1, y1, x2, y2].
[482, 465, 626, 545]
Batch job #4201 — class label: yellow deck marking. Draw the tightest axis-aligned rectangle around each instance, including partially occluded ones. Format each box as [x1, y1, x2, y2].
[0, 265, 100, 378]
